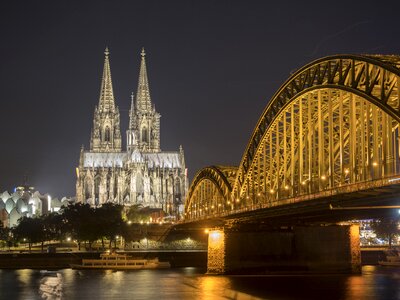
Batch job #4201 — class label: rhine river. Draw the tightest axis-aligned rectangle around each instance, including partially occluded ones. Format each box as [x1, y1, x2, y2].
[1, 266, 400, 299]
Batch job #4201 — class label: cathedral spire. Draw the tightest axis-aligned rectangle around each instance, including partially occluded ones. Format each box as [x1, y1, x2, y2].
[136, 47, 152, 112]
[90, 47, 122, 152]
[98, 47, 116, 112]
[129, 92, 135, 128]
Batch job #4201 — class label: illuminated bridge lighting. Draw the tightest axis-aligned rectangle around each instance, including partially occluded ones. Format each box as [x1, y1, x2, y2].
[184, 54, 400, 222]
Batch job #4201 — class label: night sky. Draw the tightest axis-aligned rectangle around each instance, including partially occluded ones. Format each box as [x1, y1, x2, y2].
[1, 0, 399, 197]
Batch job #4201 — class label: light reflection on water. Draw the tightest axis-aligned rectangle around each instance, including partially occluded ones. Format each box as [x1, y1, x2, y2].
[1, 266, 400, 300]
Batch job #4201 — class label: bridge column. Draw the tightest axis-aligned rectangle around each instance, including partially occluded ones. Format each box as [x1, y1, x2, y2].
[207, 228, 226, 274]
[207, 224, 361, 274]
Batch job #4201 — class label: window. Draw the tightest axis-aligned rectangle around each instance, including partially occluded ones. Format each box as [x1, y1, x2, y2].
[142, 127, 148, 143]
[105, 127, 111, 142]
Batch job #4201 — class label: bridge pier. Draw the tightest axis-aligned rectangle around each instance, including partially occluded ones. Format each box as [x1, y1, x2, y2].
[207, 224, 360, 274]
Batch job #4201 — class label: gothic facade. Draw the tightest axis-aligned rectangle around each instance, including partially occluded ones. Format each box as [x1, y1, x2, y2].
[76, 48, 188, 217]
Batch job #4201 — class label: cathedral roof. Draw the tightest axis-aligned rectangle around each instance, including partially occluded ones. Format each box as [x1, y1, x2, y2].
[83, 152, 127, 168]
[82, 151, 182, 169]
[143, 152, 182, 168]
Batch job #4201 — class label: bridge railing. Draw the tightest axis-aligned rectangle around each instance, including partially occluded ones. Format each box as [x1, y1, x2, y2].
[184, 175, 400, 222]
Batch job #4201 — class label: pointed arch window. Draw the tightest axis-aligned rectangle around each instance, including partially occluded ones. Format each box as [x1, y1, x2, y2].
[94, 175, 101, 205]
[105, 127, 111, 142]
[142, 127, 148, 143]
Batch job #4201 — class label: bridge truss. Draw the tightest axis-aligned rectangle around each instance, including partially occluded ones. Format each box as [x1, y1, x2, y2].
[185, 55, 400, 221]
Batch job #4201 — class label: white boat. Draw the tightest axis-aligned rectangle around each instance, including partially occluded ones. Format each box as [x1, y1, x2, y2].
[70, 253, 170, 270]
[378, 250, 400, 266]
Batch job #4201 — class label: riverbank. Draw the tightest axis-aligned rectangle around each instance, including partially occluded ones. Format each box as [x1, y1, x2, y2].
[0, 248, 386, 270]
[0, 250, 207, 269]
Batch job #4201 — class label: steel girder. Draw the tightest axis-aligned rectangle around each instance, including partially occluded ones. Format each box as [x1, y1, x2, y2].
[234, 54, 400, 198]
[185, 55, 400, 222]
[185, 166, 237, 220]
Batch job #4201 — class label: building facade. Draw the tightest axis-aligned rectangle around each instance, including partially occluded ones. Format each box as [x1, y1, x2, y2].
[76, 48, 188, 217]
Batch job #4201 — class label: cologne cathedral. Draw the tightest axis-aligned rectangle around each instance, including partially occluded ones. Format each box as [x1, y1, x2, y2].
[76, 48, 188, 217]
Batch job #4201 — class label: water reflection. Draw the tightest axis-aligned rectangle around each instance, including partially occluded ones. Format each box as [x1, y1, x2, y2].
[1, 266, 400, 299]
[39, 271, 62, 299]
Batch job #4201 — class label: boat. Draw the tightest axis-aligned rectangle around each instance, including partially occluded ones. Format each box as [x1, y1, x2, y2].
[378, 250, 400, 266]
[70, 252, 171, 270]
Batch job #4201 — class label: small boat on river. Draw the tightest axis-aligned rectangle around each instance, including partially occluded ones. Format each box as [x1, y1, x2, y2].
[70, 252, 170, 270]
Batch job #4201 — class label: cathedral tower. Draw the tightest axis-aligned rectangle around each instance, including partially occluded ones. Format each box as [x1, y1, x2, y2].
[127, 48, 161, 152]
[77, 47, 188, 219]
[90, 48, 122, 152]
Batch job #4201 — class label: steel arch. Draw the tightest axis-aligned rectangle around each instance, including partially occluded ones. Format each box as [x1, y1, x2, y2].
[233, 54, 400, 197]
[185, 166, 237, 219]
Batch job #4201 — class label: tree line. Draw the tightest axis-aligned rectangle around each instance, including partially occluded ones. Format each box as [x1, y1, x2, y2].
[0, 203, 151, 252]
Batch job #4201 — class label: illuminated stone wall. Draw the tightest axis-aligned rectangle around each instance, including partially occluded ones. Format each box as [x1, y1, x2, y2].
[207, 229, 226, 273]
[294, 224, 361, 273]
[206, 224, 361, 274]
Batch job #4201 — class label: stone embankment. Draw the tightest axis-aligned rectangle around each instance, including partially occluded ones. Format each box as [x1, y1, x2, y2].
[0, 251, 207, 269]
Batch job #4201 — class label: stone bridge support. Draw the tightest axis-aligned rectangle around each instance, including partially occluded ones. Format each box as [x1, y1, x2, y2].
[207, 224, 360, 274]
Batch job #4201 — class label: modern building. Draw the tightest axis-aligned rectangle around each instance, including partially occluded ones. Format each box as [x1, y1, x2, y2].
[0, 185, 71, 227]
[76, 48, 188, 218]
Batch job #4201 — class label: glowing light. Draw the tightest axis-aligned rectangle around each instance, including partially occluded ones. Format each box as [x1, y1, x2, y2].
[246, 196, 249, 199]
[257, 193, 261, 196]
[236, 198, 240, 203]
[210, 231, 222, 241]
[373, 162, 378, 167]
[127, 220, 132, 225]
[344, 168, 350, 174]
[47, 195, 51, 212]
[270, 189, 275, 194]
[301, 181, 306, 185]
[67, 237, 71, 242]
[284, 185, 289, 190]
[204, 229, 209, 234]
[321, 175, 326, 180]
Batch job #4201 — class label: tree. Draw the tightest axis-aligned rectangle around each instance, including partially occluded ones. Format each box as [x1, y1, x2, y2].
[371, 217, 400, 248]
[13, 216, 44, 252]
[0, 222, 9, 248]
[126, 204, 150, 223]
[96, 203, 124, 250]
[61, 203, 98, 250]
[41, 213, 65, 244]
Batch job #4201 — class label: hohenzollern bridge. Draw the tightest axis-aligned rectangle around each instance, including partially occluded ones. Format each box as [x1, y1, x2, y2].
[181, 54, 400, 274]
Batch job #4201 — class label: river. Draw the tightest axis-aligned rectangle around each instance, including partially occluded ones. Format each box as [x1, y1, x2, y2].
[1, 266, 400, 299]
